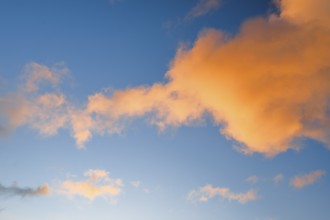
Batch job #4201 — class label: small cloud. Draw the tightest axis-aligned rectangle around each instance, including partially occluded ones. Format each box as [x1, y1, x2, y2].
[131, 181, 141, 188]
[188, 184, 257, 204]
[143, 188, 150, 194]
[60, 169, 123, 201]
[185, 0, 221, 21]
[290, 170, 325, 189]
[273, 173, 284, 184]
[246, 175, 258, 184]
[0, 183, 49, 198]
[22, 62, 68, 93]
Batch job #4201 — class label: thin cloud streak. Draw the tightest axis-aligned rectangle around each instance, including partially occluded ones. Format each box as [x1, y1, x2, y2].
[185, 0, 221, 21]
[188, 184, 257, 204]
[290, 170, 325, 188]
[246, 175, 258, 184]
[0, 183, 49, 198]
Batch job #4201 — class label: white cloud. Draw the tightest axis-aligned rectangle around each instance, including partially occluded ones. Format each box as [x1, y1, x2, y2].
[131, 181, 141, 188]
[188, 184, 257, 204]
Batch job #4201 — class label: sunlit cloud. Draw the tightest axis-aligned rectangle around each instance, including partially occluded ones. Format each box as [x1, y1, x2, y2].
[188, 184, 257, 204]
[185, 0, 221, 21]
[290, 170, 325, 188]
[0, 183, 49, 198]
[277, 0, 330, 27]
[0, 62, 68, 136]
[60, 169, 123, 200]
[21, 62, 67, 93]
[1, 0, 330, 156]
[85, 0, 330, 155]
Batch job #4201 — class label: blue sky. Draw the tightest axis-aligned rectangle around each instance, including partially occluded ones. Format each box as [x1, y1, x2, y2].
[0, 0, 330, 219]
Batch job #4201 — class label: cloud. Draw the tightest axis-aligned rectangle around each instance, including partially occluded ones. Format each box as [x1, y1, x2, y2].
[278, 0, 330, 27]
[188, 184, 257, 204]
[0, 183, 49, 198]
[131, 181, 141, 188]
[290, 170, 325, 188]
[0, 62, 69, 135]
[1, 0, 330, 156]
[273, 173, 284, 184]
[60, 169, 123, 200]
[246, 175, 258, 184]
[21, 62, 67, 93]
[185, 0, 221, 21]
[86, 0, 330, 155]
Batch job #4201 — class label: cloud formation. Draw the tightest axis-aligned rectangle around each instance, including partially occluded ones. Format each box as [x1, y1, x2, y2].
[1, 0, 330, 156]
[0, 183, 49, 198]
[290, 170, 325, 188]
[60, 169, 123, 200]
[188, 184, 257, 203]
[86, 0, 330, 155]
[185, 0, 221, 21]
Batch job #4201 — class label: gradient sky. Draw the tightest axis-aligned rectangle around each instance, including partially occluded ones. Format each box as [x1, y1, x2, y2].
[0, 0, 330, 219]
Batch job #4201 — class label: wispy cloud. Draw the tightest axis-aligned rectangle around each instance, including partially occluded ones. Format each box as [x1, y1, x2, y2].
[131, 181, 141, 188]
[22, 62, 67, 93]
[290, 170, 326, 188]
[0, 183, 49, 198]
[188, 184, 257, 204]
[60, 169, 123, 200]
[273, 173, 284, 184]
[246, 175, 258, 184]
[0, 62, 69, 136]
[185, 0, 221, 21]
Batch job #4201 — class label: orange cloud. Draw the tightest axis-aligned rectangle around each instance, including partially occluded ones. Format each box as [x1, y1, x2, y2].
[22, 62, 68, 93]
[1, 0, 330, 156]
[290, 170, 325, 188]
[86, 0, 330, 155]
[0, 63, 68, 135]
[60, 169, 123, 200]
[188, 184, 257, 203]
[278, 0, 330, 27]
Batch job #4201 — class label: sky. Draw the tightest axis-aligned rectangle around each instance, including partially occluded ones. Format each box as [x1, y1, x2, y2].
[0, 0, 330, 219]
